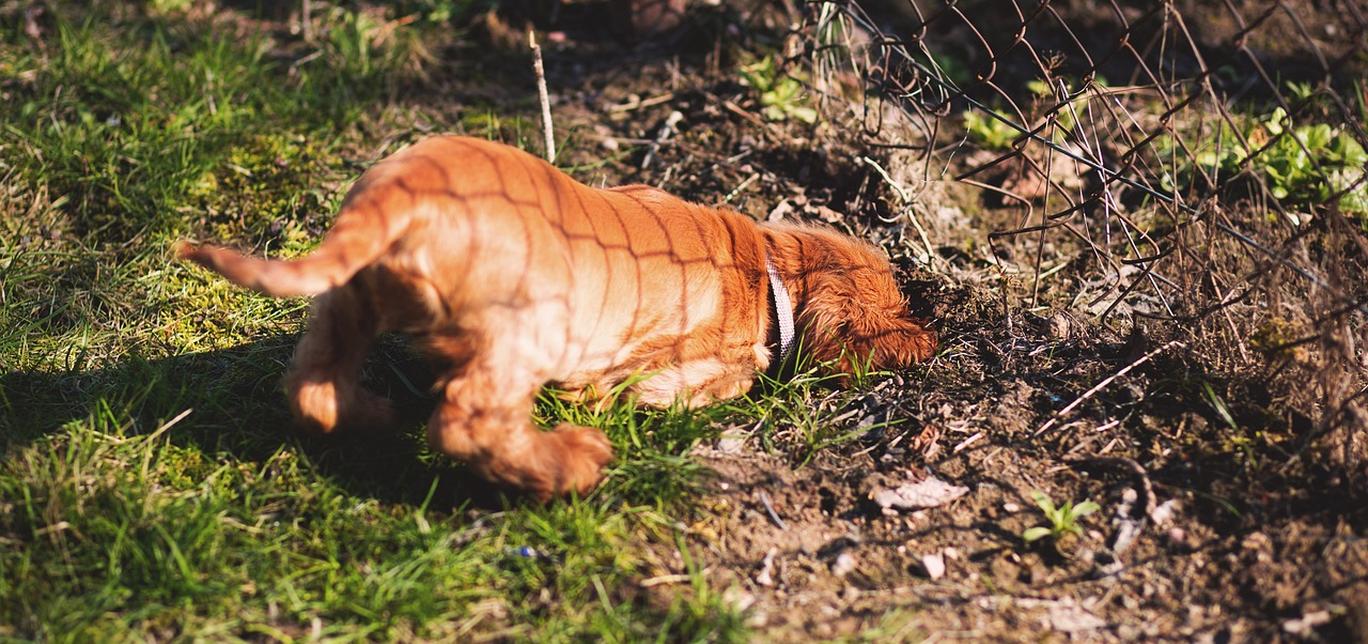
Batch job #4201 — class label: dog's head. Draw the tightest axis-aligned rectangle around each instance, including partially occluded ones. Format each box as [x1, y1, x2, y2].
[773, 226, 937, 373]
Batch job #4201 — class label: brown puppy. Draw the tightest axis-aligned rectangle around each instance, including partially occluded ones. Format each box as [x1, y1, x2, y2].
[178, 136, 935, 500]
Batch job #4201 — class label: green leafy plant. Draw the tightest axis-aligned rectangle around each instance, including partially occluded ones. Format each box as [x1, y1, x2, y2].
[962, 109, 1019, 150]
[1157, 102, 1368, 222]
[1025, 76, 1108, 142]
[738, 57, 818, 124]
[1021, 491, 1100, 545]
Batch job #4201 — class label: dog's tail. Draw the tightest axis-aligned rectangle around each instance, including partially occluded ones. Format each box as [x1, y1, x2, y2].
[175, 193, 412, 298]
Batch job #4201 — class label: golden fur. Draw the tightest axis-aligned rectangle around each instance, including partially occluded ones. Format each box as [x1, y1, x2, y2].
[178, 136, 935, 500]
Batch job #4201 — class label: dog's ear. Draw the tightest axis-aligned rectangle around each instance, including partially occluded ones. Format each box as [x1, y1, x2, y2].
[800, 287, 936, 372]
[861, 314, 937, 369]
[790, 231, 937, 373]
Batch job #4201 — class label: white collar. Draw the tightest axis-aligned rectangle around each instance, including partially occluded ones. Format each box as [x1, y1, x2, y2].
[765, 255, 795, 365]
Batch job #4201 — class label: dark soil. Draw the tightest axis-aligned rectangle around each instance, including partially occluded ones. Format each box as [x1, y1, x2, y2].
[483, 2, 1368, 640]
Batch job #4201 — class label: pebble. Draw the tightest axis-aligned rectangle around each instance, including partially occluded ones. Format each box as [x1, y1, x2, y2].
[755, 548, 778, 587]
[1151, 499, 1180, 526]
[1274, 609, 1329, 634]
[831, 552, 857, 577]
[922, 552, 946, 579]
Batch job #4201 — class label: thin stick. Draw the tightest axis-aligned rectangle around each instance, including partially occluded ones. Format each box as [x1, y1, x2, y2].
[529, 29, 555, 162]
[148, 408, 194, 440]
[607, 92, 675, 113]
[722, 172, 759, 204]
[639, 570, 708, 588]
[1035, 340, 1184, 436]
[301, 0, 313, 43]
[641, 110, 684, 171]
[757, 491, 787, 530]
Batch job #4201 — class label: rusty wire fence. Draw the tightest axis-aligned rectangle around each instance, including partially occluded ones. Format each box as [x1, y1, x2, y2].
[792, 0, 1367, 465]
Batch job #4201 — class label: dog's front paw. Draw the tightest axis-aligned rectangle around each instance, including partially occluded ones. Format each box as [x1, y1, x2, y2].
[290, 379, 341, 434]
[532, 424, 614, 501]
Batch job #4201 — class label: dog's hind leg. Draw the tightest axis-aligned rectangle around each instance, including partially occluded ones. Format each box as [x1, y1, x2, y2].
[284, 284, 394, 433]
[425, 351, 614, 501]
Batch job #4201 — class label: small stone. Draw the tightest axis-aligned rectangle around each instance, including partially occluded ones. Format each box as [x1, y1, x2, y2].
[600, 137, 620, 151]
[755, 548, 778, 587]
[1242, 532, 1273, 561]
[723, 587, 755, 613]
[1151, 499, 1180, 526]
[715, 431, 746, 453]
[1048, 312, 1074, 339]
[922, 552, 946, 579]
[1003, 502, 1021, 513]
[831, 552, 857, 577]
[1048, 601, 1106, 632]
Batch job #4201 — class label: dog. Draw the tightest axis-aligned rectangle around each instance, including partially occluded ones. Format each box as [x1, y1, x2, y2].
[177, 135, 935, 500]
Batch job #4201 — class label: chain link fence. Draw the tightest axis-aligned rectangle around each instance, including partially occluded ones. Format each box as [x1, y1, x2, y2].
[792, 0, 1367, 470]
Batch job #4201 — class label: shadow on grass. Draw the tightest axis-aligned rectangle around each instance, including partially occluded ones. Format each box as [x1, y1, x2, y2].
[0, 334, 511, 510]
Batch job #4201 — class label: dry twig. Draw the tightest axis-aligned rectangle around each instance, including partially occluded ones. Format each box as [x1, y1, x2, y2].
[757, 491, 787, 530]
[529, 29, 555, 162]
[1035, 340, 1185, 436]
[641, 110, 684, 171]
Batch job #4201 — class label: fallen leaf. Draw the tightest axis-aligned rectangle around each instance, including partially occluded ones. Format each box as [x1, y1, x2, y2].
[871, 474, 968, 510]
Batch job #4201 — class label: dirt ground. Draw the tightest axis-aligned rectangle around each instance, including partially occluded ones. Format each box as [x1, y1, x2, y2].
[498, 2, 1368, 641]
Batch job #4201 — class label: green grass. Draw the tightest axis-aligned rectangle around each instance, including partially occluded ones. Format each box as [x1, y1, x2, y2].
[0, 5, 877, 639]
